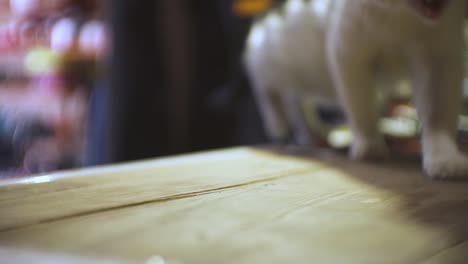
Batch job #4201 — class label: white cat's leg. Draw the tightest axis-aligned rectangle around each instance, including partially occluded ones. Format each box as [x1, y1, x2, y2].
[281, 91, 314, 145]
[328, 41, 388, 161]
[411, 47, 468, 180]
[253, 86, 289, 141]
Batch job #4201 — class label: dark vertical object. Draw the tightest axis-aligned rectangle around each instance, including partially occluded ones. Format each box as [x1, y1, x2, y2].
[104, 0, 169, 163]
[212, 0, 267, 145]
[157, 0, 192, 154]
[86, 0, 267, 166]
[186, 1, 233, 151]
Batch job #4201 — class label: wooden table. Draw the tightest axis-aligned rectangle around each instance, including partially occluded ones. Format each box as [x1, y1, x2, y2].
[0, 146, 467, 264]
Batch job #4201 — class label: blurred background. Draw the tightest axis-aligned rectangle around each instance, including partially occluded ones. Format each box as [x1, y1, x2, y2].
[0, 0, 467, 178]
[0, 0, 277, 178]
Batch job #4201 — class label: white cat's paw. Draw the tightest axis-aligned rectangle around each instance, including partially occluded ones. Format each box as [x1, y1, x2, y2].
[424, 152, 468, 180]
[350, 136, 389, 162]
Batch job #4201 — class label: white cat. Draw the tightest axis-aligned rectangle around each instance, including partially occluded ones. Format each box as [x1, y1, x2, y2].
[245, 0, 468, 180]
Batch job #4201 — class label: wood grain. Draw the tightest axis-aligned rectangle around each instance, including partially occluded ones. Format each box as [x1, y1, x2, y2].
[0, 147, 318, 230]
[0, 146, 467, 264]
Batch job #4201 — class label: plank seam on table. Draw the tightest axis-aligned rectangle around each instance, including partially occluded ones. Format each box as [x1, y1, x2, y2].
[0, 165, 328, 232]
[0, 147, 325, 231]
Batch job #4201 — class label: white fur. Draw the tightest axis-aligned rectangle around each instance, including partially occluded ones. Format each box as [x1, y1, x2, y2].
[245, 0, 468, 180]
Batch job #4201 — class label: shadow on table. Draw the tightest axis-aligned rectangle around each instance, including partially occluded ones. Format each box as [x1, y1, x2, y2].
[263, 145, 468, 257]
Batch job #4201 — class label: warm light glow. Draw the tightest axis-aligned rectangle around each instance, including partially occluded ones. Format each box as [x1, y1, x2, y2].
[233, 0, 272, 16]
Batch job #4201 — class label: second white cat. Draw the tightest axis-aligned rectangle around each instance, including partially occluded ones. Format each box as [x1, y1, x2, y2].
[245, 0, 468, 180]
